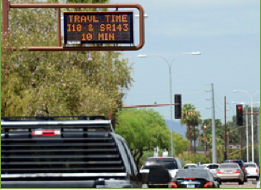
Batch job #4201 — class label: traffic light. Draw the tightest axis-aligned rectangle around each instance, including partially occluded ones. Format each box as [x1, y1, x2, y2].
[174, 94, 182, 119]
[236, 104, 243, 126]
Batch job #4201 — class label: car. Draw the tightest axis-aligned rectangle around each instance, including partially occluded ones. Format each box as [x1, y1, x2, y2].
[169, 169, 220, 188]
[224, 160, 247, 182]
[1, 116, 143, 188]
[184, 163, 197, 169]
[201, 163, 220, 178]
[217, 163, 245, 185]
[140, 157, 182, 183]
[252, 179, 260, 188]
[193, 163, 220, 177]
[146, 165, 172, 188]
[244, 162, 259, 180]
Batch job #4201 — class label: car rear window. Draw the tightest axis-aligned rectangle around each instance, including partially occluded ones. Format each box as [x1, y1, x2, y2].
[245, 164, 256, 168]
[224, 160, 244, 167]
[144, 158, 178, 170]
[219, 164, 239, 169]
[175, 169, 209, 179]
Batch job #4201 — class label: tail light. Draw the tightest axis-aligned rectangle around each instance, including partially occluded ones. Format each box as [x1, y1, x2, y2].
[236, 169, 241, 174]
[169, 182, 178, 188]
[186, 178, 195, 180]
[204, 182, 213, 188]
[217, 169, 221, 174]
[241, 166, 244, 170]
[33, 130, 60, 136]
[256, 169, 259, 173]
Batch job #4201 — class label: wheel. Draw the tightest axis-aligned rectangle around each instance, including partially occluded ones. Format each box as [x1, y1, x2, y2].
[238, 180, 244, 185]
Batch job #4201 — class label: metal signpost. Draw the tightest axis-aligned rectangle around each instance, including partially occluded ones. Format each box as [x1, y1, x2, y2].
[1, 0, 145, 51]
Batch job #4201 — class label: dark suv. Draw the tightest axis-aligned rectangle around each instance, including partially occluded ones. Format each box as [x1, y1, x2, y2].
[224, 160, 247, 182]
[1, 116, 142, 188]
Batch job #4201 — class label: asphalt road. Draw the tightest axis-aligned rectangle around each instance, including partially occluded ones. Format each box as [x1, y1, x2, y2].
[141, 178, 257, 188]
[220, 178, 257, 188]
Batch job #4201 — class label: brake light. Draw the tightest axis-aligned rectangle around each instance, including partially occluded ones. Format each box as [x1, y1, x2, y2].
[217, 169, 221, 174]
[204, 182, 213, 188]
[157, 157, 164, 160]
[236, 169, 241, 174]
[186, 178, 195, 180]
[169, 182, 178, 188]
[33, 130, 60, 136]
[241, 166, 244, 170]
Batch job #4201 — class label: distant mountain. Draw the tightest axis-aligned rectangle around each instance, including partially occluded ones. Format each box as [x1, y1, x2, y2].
[164, 119, 186, 138]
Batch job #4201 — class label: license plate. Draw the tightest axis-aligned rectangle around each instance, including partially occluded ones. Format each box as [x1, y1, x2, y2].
[225, 170, 232, 173]
[187, 184, 195, 188]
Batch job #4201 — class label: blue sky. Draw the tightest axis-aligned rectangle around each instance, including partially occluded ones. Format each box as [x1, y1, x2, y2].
[109, 0, 260, 124]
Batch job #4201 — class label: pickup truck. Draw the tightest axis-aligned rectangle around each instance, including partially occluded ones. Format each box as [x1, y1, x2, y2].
[1, 115, 142, 188]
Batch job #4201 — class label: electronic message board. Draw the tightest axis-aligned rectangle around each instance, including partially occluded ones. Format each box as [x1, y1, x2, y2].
[64, 12, 134, 45]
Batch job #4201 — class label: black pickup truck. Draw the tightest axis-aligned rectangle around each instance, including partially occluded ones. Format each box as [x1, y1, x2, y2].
[1, 115, 142, 188]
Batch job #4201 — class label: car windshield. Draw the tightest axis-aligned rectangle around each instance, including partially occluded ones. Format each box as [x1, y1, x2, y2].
[195, 165, 206, 169]
[184, 165, 196, 169]
[219, 164, 239, 169]
[175, 169, 209, 179]
[245, 164, 256, 168]
[144, 158, 178, 170]
[224, 160, 243, 167]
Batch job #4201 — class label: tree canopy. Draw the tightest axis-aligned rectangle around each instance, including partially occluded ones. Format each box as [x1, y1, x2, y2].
[115, 108, 188, 166]
[1, 0, 133, 118]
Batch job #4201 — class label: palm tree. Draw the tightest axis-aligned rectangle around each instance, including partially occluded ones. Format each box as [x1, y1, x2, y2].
[180, 104, 201, 154]
[180, 104, 194, 153]
[190, 110, 201, 154]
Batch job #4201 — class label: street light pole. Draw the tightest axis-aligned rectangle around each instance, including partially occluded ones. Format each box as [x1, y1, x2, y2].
[233, 90, 260, 162]
[246, 105, 249, 162]
[137, 52, 201, 157]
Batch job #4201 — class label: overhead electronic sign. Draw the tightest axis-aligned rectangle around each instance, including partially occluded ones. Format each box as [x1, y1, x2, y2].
[63, 12, 134, 45]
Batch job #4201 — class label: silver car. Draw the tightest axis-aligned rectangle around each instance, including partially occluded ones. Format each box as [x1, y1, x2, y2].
[245, 162, 260, 180]
[217, 163, 244, 185]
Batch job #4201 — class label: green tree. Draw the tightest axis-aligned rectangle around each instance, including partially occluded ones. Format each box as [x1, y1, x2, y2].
[115, 108, 170, 166]
[173, 132, 189, 156]
[180, 104, 201, 154]
[1, 0, 133, 119]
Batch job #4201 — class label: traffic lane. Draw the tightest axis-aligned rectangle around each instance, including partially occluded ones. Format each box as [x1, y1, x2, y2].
[220, 178, 256, 188]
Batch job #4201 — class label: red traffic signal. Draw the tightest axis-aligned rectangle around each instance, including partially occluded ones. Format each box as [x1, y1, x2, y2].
[236, 104, 243, 126]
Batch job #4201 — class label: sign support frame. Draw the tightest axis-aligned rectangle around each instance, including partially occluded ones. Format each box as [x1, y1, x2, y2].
[1, 1, 145, 51]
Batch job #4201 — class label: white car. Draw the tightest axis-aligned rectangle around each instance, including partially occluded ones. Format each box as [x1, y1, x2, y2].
[140, 157, 182, 183]
[184, 163, 197, 169]
[196, 163, 220, 177]
[245, 162, 260, 180]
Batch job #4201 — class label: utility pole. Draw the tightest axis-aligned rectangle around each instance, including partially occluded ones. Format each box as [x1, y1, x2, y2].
[240, 128, 243, 158]
[224, 96, 227, 160]
[211, 84, 217, 163]
[246, 105, 249, 162]
[257, 107, 260, 166]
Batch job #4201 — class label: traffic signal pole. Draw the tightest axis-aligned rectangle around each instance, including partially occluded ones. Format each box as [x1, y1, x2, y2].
[211, 84, 217, 163]
[224, 96, 227, 160]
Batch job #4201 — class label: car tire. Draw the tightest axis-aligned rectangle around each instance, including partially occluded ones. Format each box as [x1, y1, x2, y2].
[238, 180, 244, 185]
[244, 176, 247, 182]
